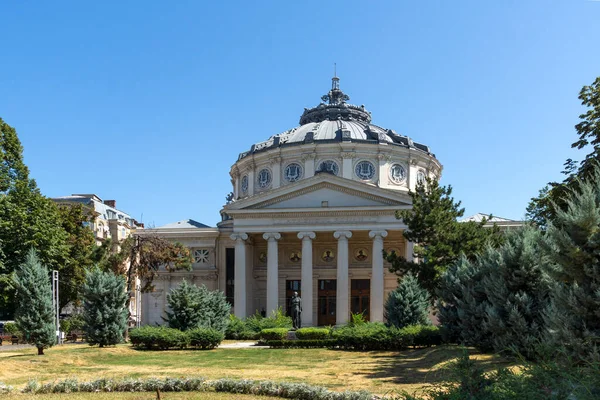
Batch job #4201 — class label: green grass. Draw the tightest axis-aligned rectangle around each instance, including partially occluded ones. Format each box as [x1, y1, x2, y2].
[0, 343, 516, 395]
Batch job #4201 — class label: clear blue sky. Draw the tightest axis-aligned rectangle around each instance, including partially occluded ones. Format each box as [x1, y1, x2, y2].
[1, 1, 599, 227]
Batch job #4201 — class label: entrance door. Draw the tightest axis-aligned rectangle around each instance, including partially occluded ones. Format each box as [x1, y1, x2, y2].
[318, 279, 337, 326]
[351, 279, 370, 321]
[285, 280, 301, 317]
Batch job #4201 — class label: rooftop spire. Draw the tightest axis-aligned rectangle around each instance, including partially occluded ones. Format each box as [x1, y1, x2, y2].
[322, 67, 349, 105]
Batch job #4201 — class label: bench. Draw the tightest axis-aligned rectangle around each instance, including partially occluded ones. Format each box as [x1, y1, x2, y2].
[11, 335, 19, 345]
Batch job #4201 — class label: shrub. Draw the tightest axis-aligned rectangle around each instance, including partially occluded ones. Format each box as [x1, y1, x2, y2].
[188, 328, 224, 349]
[401, 325, 442, 347]
[166, 280, 230, 333]
[332, 323, 395, 350]
[385, 272, 431, 328]
[129, 326, 189, 350]
[264, 339, 338, 348]
[82, 268, 128, 347]
[259, 327, 289, 341]
[245, 307, 293, 331]
[3, 322, 20, 335]
[0, 381, 13, 394]
[295, 327, 330, 340]
[224, 314, 259, 340]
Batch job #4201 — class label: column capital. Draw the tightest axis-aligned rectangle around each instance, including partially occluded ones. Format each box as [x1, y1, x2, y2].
[297, 231, 316, 240]
[333, 231, 353, 240]
[263, 232, 282, 241]
[369, 230, 388, 239]
[230, 232, 248, 241]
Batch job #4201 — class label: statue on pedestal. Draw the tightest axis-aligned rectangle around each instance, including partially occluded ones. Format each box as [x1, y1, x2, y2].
[290, 292, 302, 330]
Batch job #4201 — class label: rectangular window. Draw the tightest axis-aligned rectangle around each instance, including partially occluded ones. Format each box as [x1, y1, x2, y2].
[225, 248, 235, 307]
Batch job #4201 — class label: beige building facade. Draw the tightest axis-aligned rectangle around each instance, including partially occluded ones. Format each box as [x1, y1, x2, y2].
[140, 76, 443, 327]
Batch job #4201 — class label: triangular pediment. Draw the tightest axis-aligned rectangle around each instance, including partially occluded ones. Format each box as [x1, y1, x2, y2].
[225, 174, 411, 211]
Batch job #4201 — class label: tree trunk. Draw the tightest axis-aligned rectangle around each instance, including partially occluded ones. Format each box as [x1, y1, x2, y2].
[37, 347, 44, 355]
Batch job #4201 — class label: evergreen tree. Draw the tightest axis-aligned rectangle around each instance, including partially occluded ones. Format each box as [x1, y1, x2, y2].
[166, 280, 230, 333]
[82, 268, 128, 347]
[481, 227, 551, 359]
[386, 176, 502, 296]
[385, 272, 430, 328]
[543, 171, 600, 363]
[437, 253, 495, 351]
[13, 249, 56, 355]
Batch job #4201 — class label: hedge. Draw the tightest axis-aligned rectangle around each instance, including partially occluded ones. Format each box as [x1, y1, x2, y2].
[129, 326, 189, 350]
[264, 339, 338, 348]
[259, 328, 289, 341]
[188, 328, 224, 349]
[295, 327, 330, 340]
[262, 324, 442, 350]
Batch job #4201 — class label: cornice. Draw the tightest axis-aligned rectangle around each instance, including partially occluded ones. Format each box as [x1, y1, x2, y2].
[227, 208, 400, 220]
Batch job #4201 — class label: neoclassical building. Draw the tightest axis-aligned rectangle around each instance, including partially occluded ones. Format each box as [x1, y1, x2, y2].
[140, 76, 442, 327]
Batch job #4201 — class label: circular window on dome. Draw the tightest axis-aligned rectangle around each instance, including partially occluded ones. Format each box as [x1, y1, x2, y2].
[241, 175, 249, 193]
[416, 170, 427, 185]
[355, 160, 376, 180]
[284, 163, 303, 182]
[318, 160, 339, 175]
[257, 168, 272, 189]
[389, 163, 406, 184]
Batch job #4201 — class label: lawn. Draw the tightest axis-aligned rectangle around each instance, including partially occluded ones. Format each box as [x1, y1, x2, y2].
[0, 343, 515, 396]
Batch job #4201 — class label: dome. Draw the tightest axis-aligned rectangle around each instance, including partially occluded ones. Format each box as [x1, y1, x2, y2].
[229, 75, 442, 201]
[238, 77, 433, 160]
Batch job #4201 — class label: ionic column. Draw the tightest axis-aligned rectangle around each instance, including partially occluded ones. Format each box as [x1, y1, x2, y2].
[298, 231, 316, 327]
[369, 230, 388, 322]
[334, 230, 352, 325]
[263, 232, 282, 315]
[230, 232, 248, 318]
[405, 239, 414, 262]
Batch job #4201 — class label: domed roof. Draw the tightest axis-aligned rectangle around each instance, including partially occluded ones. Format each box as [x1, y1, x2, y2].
[238, 76, 433, 160]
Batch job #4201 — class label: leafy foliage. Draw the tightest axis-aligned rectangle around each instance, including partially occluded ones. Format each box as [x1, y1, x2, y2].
[259, 327, 289, 341]
[82, 268, 128, 347]
[165, 280, 230, 333]
[385, 272, 431, 328]
[187, 327, 224, 349]
[386, 176, 502, 296]
[13, 249, 56, 355]
[527, 76, 600, 228]
[294, 327, 331, 340]
[129, 326, 189, 350]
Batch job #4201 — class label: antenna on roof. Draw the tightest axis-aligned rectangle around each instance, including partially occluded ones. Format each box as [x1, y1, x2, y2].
[334, 62, 337, 78]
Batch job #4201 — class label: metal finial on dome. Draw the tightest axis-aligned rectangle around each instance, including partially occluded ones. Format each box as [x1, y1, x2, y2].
[321, 67, 349, 105]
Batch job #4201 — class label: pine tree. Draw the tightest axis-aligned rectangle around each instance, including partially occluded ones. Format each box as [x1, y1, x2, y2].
[82, 268, 128, 347]
[543, 171, 600, 363]
[481, 227, 551, 359]
[166, 280, 230, 333]
[386, 176, 502, 297]
[437, 253, 495, 351]
[384, 272, 431, 328]
[13, 249, 56, 355]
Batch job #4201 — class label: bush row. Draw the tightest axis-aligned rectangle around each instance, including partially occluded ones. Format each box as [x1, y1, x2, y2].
[225, 308, 292, 340]
[263, 339, 338, 348]
[261, 324, 442, 350]
[332, 323, 442, 350]
[129, 326, 224, 350]
[295, 327, 331, 340]
[20, 377, 374, 399]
